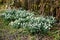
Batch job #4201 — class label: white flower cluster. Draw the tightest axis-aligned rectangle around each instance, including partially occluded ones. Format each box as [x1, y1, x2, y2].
[2, 9, 56, 34]
[3, 9, 34, 20]
[10, 15, 56, 33]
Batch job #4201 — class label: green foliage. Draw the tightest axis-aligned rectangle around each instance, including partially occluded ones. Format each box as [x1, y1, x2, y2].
[2, 9, 34, 21]
[1, 9, 56, 34]
[48, 30, 60, 40]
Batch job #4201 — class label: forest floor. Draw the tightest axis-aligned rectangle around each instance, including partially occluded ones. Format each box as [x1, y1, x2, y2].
[0, 9, 60, 40]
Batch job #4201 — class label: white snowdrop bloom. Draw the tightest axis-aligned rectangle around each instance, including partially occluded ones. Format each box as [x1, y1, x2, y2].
[42, 18, 45, 20]
[41, 22, 44, 24]
[44, 23, 46, 26]
[14, 20, 18, 23]
[36, 17, 39, 19]
[26, 17, 29, 19]
[18, 23, 20, 25]
[29, 16, 32, 18]
[1, 13, 5, 16]
[48, 24, 51, 26]
[39, 23, 41, 25]
[46, 19, 50, 21]
[48, 28, 51, 29]
[49, 22, 51, 24]
[45, 26, 48, 29]
[16, 14, 18, 16]
[10, 21, 14, 25]
[19, 18, 21, 20]
[30, 24, 33, 27]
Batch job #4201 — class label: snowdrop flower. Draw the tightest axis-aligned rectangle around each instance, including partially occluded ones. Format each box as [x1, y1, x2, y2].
[10, 21, 14, 26]
[18, 23, 20, 25]
[46, 19, 50, 22]
[48, 24, 51, 26]
[45, 26, 48, 29]
[48, 28, 51, 30]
